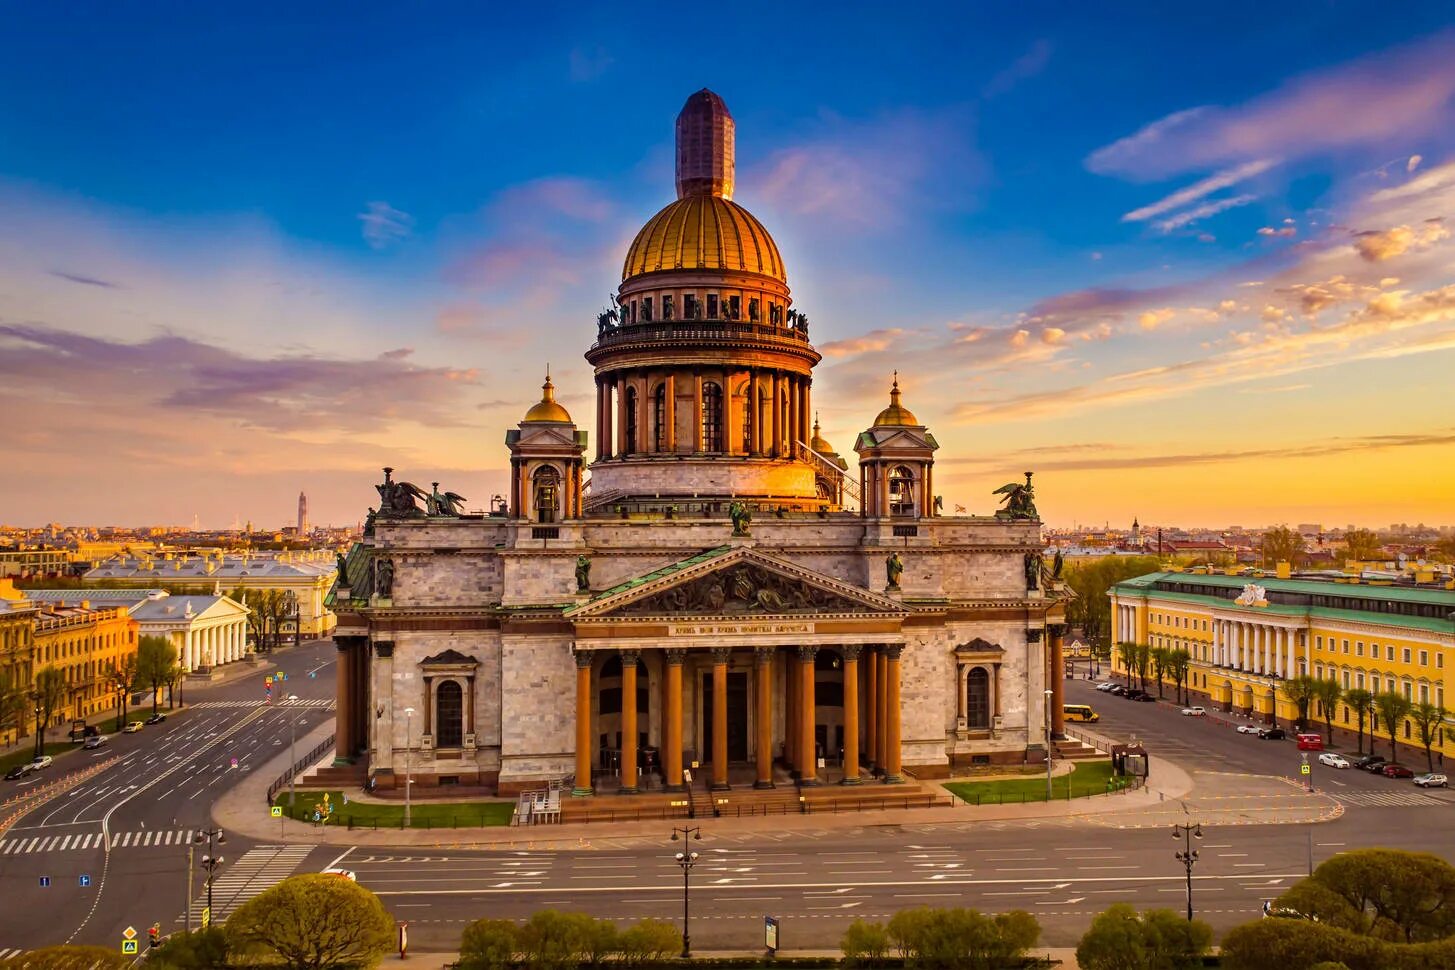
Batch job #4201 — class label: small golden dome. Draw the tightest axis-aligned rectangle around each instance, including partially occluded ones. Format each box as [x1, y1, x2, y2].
[622, 195, 785, 283]
[872, 376, 919, 427]
[523, 372, 572, 423]
[809, 414, 834, 454]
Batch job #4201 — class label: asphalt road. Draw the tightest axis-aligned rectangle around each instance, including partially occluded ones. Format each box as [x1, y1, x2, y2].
[0, 641, 340, 956]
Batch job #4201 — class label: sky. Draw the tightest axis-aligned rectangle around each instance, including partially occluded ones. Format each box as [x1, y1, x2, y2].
[3, 3, 1455, 530]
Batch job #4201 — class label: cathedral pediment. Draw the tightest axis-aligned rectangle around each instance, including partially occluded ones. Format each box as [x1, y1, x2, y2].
[567, 547, 906, 620]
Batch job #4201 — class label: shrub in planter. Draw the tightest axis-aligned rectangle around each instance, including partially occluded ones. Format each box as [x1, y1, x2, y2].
[841, 918, 892, 966]
[1075, 904, 1212, 969]
[618, 919, 681, 966]
[886, 906, 1040, 969]
[458, 918, 519, 970]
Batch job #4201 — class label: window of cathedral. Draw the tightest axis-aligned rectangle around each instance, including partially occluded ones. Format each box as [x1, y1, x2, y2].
[625, 386, 639, 453]
[662, 294, 674, 321]
[435, 679, 464, 748]
[653, 383, 667, 451]
[749, 297, 760, 322]
[888, 465, 916, 516]
[532, 466, 560, 523]
[728, 295, 740, 320]
[701, 382, 723, 452]
[684, 293, 699, 320]
[707, 294, 719, 319]
[741, 395, 753, 452]
[641, 296, 653, 322]
[967, 667, 991, 729]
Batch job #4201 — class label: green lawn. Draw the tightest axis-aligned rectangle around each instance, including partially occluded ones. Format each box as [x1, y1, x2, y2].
[274, 789, 517, 828]
[944, 760, 1128, 805]
[0, 741, 78, 775]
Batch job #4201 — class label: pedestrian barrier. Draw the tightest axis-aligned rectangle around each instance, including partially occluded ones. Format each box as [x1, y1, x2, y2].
[264, 735, 337, 805]
[0, 757, 120, 837]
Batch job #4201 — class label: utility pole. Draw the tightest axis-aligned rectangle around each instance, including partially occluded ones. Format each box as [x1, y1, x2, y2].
[288, 698, 298, 809]
[185, 842, 195, 933]
[403, 706, 415, 828]
[1045, 689, 1054, 799]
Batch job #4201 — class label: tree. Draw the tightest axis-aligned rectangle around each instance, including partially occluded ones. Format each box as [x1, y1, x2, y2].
[145, 927, 230, 969]
[1374, 691, 1413, 765]
[1345, 689, 1374, 756]
[1168, 649, 1191, 705]
[1433, 536, 1455, 564]
[1076, 903, 1213, 970]
[225, 873, 393, 969]
[1132, 644, 1152, 692]
[1282, 676, 1319, 732]
[1151, 646, 1170, 699]
[458, 919, 518, 970]
[0, 668, 30, 743]
[1313, 678, 1344, 745]
[1063, 555, 1162, 656]
[842, 919, 893, 967]
[1261, 525, 1306, 568]
[885, 907, 1041, 970]
[30, 665, 66, 757]
[616, 920, 679, 967]
[1273, 848, 1455, 943]
[1341, 528, 1383, 563]
[104, 656, 137, 732]
[1409, 702, 1446, 772]
[0, 945, 132, 969]
[135, 635, 178, 716]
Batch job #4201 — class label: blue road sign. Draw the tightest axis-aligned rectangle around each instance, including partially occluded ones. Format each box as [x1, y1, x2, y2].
[80, 875, 91, 887]
[39, 876, 50, 888]
[309, 671, 316, 678]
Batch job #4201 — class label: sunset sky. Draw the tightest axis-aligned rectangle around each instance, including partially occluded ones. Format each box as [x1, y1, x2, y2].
[3, 5, 1455, 530]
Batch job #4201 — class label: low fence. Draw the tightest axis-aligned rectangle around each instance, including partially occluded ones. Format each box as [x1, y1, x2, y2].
[264, 735, 336, 804]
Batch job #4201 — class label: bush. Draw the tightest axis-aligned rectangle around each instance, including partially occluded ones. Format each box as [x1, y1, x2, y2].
[1277, 848, 1455, 943]
[145, 927, 231, 969]
[518, 910, 599, 970]
[617, 919, 680, 966]
[225, 873, 394, 969]
[885, 906, 1039, 969]
[1077, 904, 1213, 969]
[1220, 918, 1455, 970]
[842, 918, 893, 967]
[459, 918, 519, 970]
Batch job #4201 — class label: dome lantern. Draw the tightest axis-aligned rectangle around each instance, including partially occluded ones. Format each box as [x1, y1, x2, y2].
[523, 370, 572, 423]
[872, 374, 920, 428]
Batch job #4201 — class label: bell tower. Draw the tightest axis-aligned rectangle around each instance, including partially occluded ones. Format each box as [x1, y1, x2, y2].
[855, 377, 939, 519]
[506, 372, 586, 522]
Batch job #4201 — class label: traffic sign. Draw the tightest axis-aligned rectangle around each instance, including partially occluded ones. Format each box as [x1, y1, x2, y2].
[123, 926, 137, 941]
[38, 876, 49, 888]
[270, 805, 283, 817]
[265, 676, 273, 685]
[121, 941, 138, 955]
[1300, 764, 1311, 775]
[201, 907, 211, 929]
[79, 875, 91, 887]
[230, 757, 239, 769]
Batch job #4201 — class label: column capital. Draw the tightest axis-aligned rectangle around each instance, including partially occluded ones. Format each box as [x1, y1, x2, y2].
[841, 644, 863, 662]
[619, 648, 641, 665]
[1046, 623, 1067, 638]
[373, 640, 394, 659]
[664, 648, 688, 665]
[753, 646, 775, 664]
[1025, 628, 1044, 644]
[710, 647, 732, 665]
[797, 645, 818, 662]
[574, 650, 594, 669]
[883, 644, 903, 661]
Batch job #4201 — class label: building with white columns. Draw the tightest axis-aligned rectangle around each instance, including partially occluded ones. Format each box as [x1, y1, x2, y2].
[1109, 570, 1455, 756]
[28, 588, 252, 674]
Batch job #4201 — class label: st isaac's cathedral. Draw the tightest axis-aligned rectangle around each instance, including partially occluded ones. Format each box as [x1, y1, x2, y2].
[328, 91, 1068, 801]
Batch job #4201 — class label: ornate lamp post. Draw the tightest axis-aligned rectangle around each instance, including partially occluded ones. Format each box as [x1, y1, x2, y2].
[403, 706, 415, 828]
[671, 826, 702, 957]
[1044, 689, 1054, 799]
[1173, 821, 1203, 921]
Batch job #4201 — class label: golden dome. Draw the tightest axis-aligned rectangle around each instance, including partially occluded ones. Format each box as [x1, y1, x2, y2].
[872, 376, 919, 427]
[622, 195, 786, 283]
[523, 372, 572, 423]
[809, 415, 835, 454]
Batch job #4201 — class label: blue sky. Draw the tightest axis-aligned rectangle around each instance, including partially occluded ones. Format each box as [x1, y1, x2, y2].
[3, 4, 1455, 528]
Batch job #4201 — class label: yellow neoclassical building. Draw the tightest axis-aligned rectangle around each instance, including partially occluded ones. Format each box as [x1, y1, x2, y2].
[1109, 570, 1455, 761]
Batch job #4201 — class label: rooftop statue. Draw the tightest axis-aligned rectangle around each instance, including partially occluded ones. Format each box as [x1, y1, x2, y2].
[426, 482, 468, 517]
[575, 555, 591, 593]
[886, 552, 904, 590]
[993, 471, 1039, 521]
[729, 501, 752, 537]
[375, 467, 428, 518]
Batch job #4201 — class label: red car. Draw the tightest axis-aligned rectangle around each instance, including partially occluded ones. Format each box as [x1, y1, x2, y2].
[1382, 763, 1415, 778]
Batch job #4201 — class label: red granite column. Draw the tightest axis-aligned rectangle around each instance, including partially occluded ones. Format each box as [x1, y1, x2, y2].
[841, 646, 861, 785]
[798, 646, 818, 785]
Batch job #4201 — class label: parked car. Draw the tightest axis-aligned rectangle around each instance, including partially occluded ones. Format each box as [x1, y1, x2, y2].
[1354, 755, 1387, 772]
[4, 765, 32, 781]
[1108, 685, 1128, 696]
[144, 713, 166, 725]
[29, 755, 52, 770]
[1414, 772, 1449, 788]
[122, 721, 143, 733]
[1236, 724, 1262, 735]
[1123, 689, 1147, 700]
[321, 868, 357, 881]
[1295, 732, 1325, 751]
[1132, 693, 1156, 702]
[1382, 764, 1415, 779]
[1317, 752, 1350, 769]
[1258, 727, 1286, 740]
[1181, 706, 1207, 717]
[83, 735, 106, 750]
[1094, 683, 1115, 692]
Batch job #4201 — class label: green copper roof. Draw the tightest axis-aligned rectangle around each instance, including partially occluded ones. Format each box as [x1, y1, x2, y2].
[1113, 571, 1455, 606]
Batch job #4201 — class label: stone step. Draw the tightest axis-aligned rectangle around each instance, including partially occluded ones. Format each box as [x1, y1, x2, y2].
[1053, 739, 1104, 761]
[558, 781, 951, 824]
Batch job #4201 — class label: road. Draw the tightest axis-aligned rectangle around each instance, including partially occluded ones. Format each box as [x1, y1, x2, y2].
[0, 641, 339, 957]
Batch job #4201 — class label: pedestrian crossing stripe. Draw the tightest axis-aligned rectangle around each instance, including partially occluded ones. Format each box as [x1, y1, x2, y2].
[0, 829, 201, 854]
[191, 699, 334, 709]
[0, 949, 22, 961]
[187, 844, 314, 923]
[1334, 790, 1446, 807]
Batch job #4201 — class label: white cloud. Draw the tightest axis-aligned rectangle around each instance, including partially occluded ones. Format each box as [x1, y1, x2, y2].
[358, 201, 414, 250]
[1408, 154, 1424, 173]
[1122, 158, 1278, 223]
[1152, 194, 1256, 232]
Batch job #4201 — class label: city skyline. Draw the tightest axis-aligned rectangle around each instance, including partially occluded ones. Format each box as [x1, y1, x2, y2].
[3, 6, 1455, 527]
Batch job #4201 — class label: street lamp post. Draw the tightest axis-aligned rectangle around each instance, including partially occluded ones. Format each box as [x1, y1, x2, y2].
[32, 702, 42, 758]
[1173, 821, 1203, 921]
[288, 698, 300, 809]
[403, 706, 415, 828]
[1044, 688, 1054, 800]
[194, 826, 226, 925]
[670, 826, 702, 958]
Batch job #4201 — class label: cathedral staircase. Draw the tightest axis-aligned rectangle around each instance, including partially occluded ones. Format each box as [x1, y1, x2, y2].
[795, 440, 862, 509]
[557, 775, 951, 824]
[1052, 736, 1105, 761]
[298, 761, 368, 788]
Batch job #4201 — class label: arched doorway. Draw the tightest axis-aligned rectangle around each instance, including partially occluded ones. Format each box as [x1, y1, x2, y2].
[532, 466, 560, 523]
[888, 465, 916, 516]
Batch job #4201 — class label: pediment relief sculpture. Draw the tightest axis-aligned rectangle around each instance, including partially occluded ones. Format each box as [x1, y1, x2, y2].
[615, 562, 875, 617]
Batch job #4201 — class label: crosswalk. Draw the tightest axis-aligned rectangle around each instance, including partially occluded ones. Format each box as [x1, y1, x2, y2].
[189, 844, 315, 923]
[0, 948, 23, 962]
[191, 698, 333, 709]
[1, 829, 209, 854]
[1334, 789, 1448, 807]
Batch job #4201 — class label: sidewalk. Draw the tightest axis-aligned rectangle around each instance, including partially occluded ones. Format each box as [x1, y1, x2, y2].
[213, 722, 1193, 849]
[370, 948, 1085, 969]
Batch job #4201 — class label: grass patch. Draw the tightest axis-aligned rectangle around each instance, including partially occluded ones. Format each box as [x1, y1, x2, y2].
[274, 789, 517, 829]
[944, 760, 1128, 805]
[0, 741, 77, 775]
